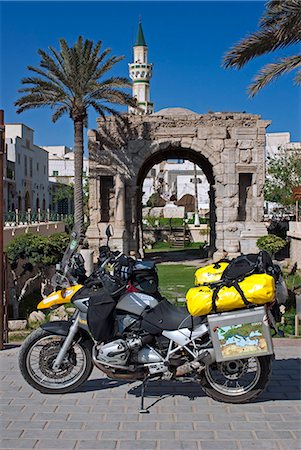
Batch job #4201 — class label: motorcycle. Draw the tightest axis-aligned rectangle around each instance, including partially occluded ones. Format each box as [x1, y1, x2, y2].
[19, 224, 283, 412]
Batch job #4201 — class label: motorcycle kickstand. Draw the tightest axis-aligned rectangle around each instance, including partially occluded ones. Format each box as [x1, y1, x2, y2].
[139, 376, 150, 414]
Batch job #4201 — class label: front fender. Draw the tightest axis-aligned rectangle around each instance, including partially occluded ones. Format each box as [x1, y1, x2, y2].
[41, 320, 93, 347]
[41, 320, 71, 336]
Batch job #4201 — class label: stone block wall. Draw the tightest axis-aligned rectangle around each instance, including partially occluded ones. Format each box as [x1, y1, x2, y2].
[87, 111, 270, 260]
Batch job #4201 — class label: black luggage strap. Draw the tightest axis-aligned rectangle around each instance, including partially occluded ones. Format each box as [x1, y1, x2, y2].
[206, 278, 252, 312]
[211, 286, 221, 313]
[206, 280, 224, 313]
[232, 280, 252, 307]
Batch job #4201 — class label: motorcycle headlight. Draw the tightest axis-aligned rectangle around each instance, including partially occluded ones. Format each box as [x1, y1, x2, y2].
[61, 288, 75, 299]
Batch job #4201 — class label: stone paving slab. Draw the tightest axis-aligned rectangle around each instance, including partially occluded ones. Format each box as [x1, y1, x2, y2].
[0, 339, 300, 450]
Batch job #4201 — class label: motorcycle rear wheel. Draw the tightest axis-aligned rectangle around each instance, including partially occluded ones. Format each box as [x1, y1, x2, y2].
[200, 355, 272, 403]
[19, 328, 93, 394]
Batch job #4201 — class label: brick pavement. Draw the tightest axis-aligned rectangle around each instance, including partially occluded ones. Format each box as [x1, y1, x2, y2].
[0, 339, 300, 450]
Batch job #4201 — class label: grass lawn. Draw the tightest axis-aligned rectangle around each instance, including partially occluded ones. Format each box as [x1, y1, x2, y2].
[157, 264, 196, 302]
[145, 242, 205, 253]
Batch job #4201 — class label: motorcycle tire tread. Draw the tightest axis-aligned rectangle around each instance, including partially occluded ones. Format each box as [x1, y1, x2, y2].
[19, 328, 93, 395]
[200, 355, 273, 404]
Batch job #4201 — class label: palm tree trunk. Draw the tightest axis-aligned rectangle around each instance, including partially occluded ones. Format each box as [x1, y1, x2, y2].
[73, 118, 84, 232]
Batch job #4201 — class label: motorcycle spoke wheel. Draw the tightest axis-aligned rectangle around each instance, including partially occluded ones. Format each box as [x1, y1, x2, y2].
[205, 358, 260, 396]
[200, 355, 272, 403]
[19, 329, 92, 393]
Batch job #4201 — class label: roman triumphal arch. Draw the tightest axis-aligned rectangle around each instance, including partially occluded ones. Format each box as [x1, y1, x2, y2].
[87, 108, 270, 260]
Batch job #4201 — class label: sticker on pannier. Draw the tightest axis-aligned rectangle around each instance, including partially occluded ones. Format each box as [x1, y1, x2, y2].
[208, 307, 274, 362]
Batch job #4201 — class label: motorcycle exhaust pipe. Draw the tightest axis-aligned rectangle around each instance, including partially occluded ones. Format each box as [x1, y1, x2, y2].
[175, 349, 216, 377]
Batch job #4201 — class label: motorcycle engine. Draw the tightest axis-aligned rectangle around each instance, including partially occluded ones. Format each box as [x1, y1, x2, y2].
[96, 337, 163, 367]
[97, 339, 130, 366]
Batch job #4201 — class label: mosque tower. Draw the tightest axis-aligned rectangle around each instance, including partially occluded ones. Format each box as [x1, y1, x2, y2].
[128, 21, 154, 115]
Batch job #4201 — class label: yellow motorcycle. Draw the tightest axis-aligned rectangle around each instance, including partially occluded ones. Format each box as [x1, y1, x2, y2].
[19, 224, 282, 411]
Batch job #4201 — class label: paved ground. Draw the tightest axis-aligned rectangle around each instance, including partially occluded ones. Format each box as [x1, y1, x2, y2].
[0, 339, 300, 450]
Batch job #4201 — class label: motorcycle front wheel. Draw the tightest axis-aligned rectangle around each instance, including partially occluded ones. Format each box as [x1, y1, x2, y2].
[19, 328, 93, 394]
[200, 355, 273, 403]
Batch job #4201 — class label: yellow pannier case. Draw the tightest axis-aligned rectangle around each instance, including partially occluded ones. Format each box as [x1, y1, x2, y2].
[194, 262, 229, 285]
[186, 273, 276, 316]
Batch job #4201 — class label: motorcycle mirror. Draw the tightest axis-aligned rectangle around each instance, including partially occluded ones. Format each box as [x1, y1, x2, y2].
[105, 224, 114, 239]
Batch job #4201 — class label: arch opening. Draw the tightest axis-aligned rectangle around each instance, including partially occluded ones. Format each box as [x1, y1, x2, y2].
[136, 146, 216, 256]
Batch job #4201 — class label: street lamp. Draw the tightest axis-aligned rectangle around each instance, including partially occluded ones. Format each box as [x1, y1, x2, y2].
[192, 164, 202, 227]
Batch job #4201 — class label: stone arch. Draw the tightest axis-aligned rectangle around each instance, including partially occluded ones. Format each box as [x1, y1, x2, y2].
[87, 110, 270, 260]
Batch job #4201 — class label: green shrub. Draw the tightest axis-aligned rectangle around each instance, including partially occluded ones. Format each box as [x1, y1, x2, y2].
[6, 232, 69, 267]
[256, 234, 286, 257]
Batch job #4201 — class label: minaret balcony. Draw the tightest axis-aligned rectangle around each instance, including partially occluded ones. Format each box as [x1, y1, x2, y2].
[129, 63, 152, 70]
[130, 73, 151, 81]
[129, 63, 152, 80]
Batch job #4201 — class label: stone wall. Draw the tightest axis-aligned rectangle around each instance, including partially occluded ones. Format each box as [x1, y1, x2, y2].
[87, 110, 270, 260]
[287, 222, 301, 267]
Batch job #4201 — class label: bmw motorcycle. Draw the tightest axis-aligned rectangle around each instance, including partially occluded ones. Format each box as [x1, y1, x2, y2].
[19, 224, 282, 411]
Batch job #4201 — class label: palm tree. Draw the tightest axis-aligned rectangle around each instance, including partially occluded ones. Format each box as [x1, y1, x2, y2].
[15, 36, 135, 231]
[223, 0, 301, 96]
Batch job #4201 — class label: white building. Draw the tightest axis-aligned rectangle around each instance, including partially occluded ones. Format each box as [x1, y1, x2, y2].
[266, 132, 301, 158]
[42, 145, 89, 184]
[4, 124, 49, 213]
[266, 132, 291, 158]
[265, 132, 301, 215]
[142, 160, 210, 213]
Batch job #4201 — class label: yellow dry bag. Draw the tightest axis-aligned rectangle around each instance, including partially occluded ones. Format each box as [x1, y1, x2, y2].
[194, 262, 229, 285]
[186, 273, 276, 316]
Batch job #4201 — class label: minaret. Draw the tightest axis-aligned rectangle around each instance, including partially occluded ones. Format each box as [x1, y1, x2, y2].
[128, 22, 154, 115]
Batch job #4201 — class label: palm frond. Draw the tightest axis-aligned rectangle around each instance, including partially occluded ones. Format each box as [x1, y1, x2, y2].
[294, 68, 301, 85]
[52, 105, 69, 122]
[89, 88, 135, 107]
[224, 0, 301, 69]
[96, 76, 131, 89]
[93, 55, 124, 80]
[16, 35, 134, 120]
[248, 54, 301, 96]
[38, 48, 69, 86]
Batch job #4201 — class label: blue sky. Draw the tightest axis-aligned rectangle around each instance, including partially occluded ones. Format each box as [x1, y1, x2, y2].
[1, 0, 300, 150]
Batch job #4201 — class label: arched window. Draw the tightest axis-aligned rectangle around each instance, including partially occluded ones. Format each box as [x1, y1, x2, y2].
[25, 191, 31, 210]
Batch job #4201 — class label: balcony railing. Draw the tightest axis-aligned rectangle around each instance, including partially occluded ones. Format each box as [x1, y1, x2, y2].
[4, 209, 73, 227]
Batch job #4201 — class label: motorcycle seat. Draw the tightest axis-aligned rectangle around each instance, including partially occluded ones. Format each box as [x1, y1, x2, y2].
[141, 298, 204, 335]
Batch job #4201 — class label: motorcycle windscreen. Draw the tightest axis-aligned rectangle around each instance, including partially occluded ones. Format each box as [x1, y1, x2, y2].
[60, 221, 83, 272]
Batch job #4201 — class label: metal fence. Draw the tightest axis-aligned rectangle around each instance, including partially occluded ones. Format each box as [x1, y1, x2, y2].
[4, 209, 73, 227]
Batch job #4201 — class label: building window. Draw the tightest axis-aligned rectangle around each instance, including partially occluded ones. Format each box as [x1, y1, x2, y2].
[24, 156, 28, 176]
[100, 176, 114, 222]
[52, 170, 59, 176]
[26, 139, 30, 148]
[29, 158, 33, 177]
[238, 173, 253, 221]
